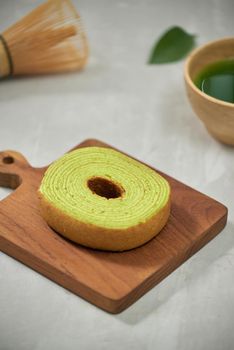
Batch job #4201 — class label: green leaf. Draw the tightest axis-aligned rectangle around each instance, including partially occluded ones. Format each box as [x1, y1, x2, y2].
[148, 26, 196, 64]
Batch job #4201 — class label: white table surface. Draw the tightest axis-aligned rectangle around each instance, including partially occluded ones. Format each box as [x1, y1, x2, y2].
[0, 0, 234, 349]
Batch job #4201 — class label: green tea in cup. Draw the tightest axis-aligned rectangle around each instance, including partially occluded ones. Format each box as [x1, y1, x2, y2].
[194, 59, 234, 103]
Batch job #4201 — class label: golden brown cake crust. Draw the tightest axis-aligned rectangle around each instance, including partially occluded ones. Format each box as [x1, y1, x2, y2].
[38, 192, 171, 251]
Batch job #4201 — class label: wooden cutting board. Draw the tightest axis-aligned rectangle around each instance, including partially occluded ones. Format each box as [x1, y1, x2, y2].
[0, 139, 228, 313]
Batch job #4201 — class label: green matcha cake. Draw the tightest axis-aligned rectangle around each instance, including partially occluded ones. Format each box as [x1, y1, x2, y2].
[38, 146, 171, 251]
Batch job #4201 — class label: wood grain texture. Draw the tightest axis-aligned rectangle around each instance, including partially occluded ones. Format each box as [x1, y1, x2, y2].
[0, 139, 228, 313]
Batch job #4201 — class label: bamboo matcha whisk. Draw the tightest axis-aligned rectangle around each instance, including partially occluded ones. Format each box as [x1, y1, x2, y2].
[0, 0, 88, 77]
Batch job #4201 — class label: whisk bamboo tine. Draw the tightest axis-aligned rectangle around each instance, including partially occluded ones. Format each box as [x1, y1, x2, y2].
[0, 0, 88, 77]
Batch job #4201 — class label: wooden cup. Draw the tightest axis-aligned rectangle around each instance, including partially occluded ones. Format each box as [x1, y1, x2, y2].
[184, 38, 234, 145]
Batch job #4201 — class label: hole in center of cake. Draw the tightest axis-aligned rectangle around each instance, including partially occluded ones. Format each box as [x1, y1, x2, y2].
[87, 177, 124, 199]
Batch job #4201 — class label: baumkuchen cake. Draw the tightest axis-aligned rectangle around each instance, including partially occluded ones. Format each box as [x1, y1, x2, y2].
[38, 146, 171, 251]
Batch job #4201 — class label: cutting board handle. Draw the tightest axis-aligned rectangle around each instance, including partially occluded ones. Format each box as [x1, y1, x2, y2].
[0, 150, 31, 189]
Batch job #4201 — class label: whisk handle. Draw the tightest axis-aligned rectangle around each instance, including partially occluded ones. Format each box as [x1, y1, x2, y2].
[0, 35, 12, 78]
